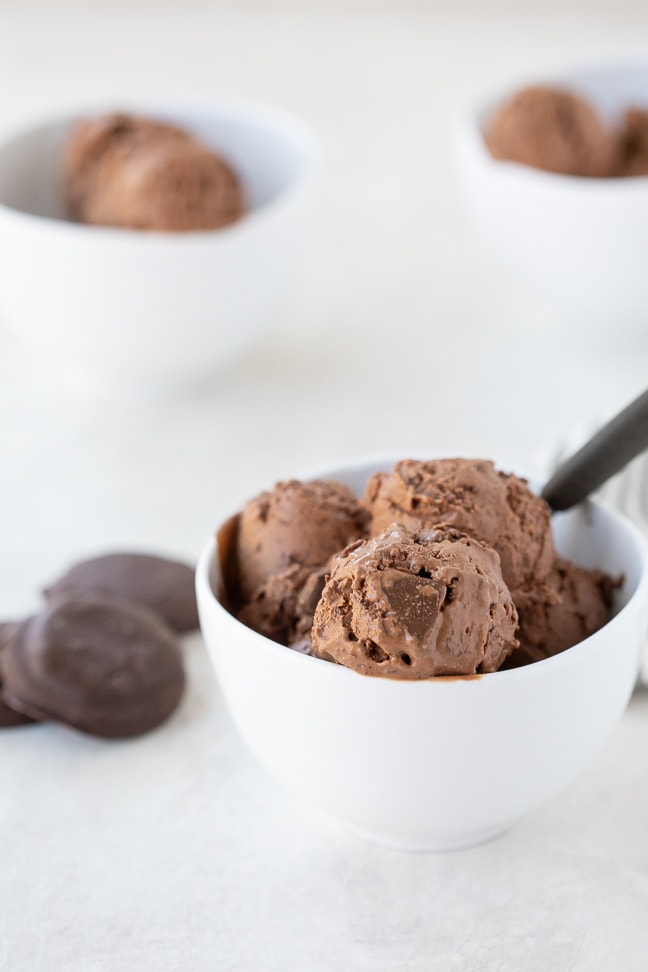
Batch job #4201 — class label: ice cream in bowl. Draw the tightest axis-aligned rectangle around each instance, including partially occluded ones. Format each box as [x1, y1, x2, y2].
[456, 62, 648, 329]
[196, 455, 648, 851]
[0, 102, 315, 391]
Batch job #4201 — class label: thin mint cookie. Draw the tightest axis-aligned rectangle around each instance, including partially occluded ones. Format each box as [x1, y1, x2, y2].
[1, 597, 185, 738]
[44, 552, 198, 632]
[0, 623, 37, 727]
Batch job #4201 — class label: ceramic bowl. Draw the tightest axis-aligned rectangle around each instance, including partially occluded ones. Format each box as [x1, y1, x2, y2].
[196, 457, 648, 851]
[456, 63, 648, 328]
[0, 101, 315, 391]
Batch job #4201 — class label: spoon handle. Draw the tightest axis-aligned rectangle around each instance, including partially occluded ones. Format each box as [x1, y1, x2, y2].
[542, 388, 648, 511]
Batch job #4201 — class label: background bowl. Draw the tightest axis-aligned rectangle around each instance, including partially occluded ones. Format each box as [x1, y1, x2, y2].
[196, 457, 648, 852]
[0, 101, 315, 391]
[456, 63, 648, 329]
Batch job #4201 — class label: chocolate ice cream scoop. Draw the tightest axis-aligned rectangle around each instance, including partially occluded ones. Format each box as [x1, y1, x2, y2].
[1, 597, 185, 738]
[63, 113, 245, 232]
[237, 562, 326, 648]
[364, 458, 555, 595]
[44, 552, 199, 633]
[485, 86, 618, 177]
[236, 479, 368, 602]
[505, 559, 617, 667]
[311, 525, 519, 678]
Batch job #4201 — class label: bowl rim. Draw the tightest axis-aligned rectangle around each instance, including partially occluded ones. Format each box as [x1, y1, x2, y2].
[0, 97, 317, 241]
[459, 59, 648, 193]
[196, 453, 648, 688]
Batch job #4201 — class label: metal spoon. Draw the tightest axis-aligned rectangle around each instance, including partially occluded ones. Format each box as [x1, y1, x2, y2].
[542, 388, 648, 511]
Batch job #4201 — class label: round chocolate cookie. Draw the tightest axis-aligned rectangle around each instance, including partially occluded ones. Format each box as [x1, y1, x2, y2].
[0, 691, 35, 727]
[0, 623, 36, 727]
[1, 597, 185, 738]
[0, 696, 34, 728]
[44, 552, 199, 633]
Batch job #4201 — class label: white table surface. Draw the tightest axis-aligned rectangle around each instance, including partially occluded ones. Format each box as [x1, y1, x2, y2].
[2, 4, 648, 970]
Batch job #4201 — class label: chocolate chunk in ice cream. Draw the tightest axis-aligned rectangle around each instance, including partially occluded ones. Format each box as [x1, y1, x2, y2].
[44, 552, 199, 633]
[311, 525, 519, 678]
[364, 458, 555, 596]
[484, 86, 618, 177]
[1, 597, 185, 738]
[63, 113, 245, 232]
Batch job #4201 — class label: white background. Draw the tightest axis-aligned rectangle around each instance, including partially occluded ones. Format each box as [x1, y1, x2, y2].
[1, 3, 648, 970]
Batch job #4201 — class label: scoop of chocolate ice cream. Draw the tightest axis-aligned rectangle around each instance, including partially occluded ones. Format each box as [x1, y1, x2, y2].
[364, 459, 555, 596]
[485, 86, 618, 177]
[228, 478, 368, 646]
[237, 562, 326, 649]
[63, 113, 245, 232]
[311, 524, 518, 678]
[236, 479, 368, 602]
[506, 558, 617, 666]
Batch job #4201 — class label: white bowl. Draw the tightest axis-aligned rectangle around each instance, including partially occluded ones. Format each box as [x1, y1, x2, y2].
[196, 457, 648, 852]
[0, 102, 315, 391]
[456, 63, 648, 328]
